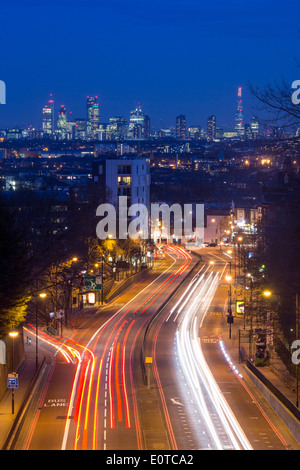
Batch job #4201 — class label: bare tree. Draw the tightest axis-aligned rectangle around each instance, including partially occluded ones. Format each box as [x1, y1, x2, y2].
[249, 77, 300, 134]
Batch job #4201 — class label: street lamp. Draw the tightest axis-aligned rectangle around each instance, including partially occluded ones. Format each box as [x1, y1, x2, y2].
[226, 274, 234, 339]
[36, 292, 47, 370]
[263, 290, 272, 297]
[9, 329, 18, 414]
[237, 236, 243, 277]
[247, 273, 254, 360]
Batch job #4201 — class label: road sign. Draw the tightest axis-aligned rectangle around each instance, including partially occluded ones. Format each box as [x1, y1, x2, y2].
[84, 275, 102, 290]
[8, 373, 18, 389]
[236, 301, 244, 314]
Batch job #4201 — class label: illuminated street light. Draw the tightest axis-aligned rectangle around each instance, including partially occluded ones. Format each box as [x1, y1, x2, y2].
[9, 331, 18, 338]
[263, 290, 272, 297]
[9, 329, 19, 414]
[226, 273, 233, 339]
[36, 292, 47, 369]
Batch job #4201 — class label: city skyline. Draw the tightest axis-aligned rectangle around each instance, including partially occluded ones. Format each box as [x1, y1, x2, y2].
[2, 87, 266, 141]
[1, 0, 300, 130]
[2, 85, 253, 133]
[1, 86, 264, 140]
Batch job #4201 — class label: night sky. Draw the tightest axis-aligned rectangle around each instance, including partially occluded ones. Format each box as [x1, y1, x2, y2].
[1, 0, 300, 131]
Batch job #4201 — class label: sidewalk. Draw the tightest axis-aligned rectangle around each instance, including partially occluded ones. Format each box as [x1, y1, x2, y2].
[0, 339, 38, 450]
[205, 305, 300, 447]
[219, 314, 298, 406]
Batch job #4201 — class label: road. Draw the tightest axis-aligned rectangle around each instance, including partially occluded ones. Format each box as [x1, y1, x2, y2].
[16, 245, 197, 450]
[13, 245, 297, 451]
[145, 246, 296, 450]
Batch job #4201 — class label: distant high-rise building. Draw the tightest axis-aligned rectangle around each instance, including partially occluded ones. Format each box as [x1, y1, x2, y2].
[57, 105, 68, 139]
[42, 95, 54, 135]
[188, 126, 201, 139]
[49, 95, 54, 133]
[86, 96, 100, 139]
[74, 118, 86, 140]
[250, 116, 259, 139]
[244, 123, 252, 140]
[108, 117, 127, 140]
[128, 105, 145, 139]
[42, 105, 53, 135]
[176, 115, 186, 139]
[144, 115, 151, 139]
[234, 87, 244, 137]
[207, 115, 216, 141]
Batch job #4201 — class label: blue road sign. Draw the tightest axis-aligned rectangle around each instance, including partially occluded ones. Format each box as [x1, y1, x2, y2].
[8, 374, 18, 389]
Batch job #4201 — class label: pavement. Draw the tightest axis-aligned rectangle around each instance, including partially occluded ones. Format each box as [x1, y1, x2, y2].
[0, 283, 299, 450]
[0, 338, 38, 450]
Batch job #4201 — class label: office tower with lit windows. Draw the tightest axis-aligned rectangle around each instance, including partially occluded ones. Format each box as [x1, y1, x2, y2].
[234, 87, 244, 137]
[42, 95, 54, 135]
[86, 96, 100, 139]
[108, 117, 128, 140]
[207, 115, 216, 141]
[57, 105, 68, 139]
[176, 115, 186, 139]
[250, 116, 259, 139]
[42, 105, 53, 135]
[74, 118, 86, 140]
[144, 115, 151, 139]
[128, 105, 145, 139]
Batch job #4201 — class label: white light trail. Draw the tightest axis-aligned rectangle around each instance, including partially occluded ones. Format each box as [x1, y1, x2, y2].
[175, 265, 252, 450]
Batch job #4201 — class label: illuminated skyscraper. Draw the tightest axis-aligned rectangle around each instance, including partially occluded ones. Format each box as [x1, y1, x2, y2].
[57, 105, 68, 139]
[234, 87, 244, 137]
[108, 117, 128, 140]
[128, 105, 145, 139]
[42, 105, 53, 135]
[42, 95, 54, 135]
[86, 96, 100, 139]
[207, 115, 216, 141]
[250, 116, 259, 139]
[176, 115, 186, 139]
[74, 118, 86, 140]
[144, 115, 151, 139]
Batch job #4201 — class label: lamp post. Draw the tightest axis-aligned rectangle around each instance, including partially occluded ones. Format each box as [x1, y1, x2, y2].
[9, 329, 18, 414]
[262, 290, 275, 363]
[237, 236, 243, 278]
[226, 274, 234, 339]
[247, 273, 254, 360]
[101, 256, 104, 305]
[36, 292, 47, 370]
